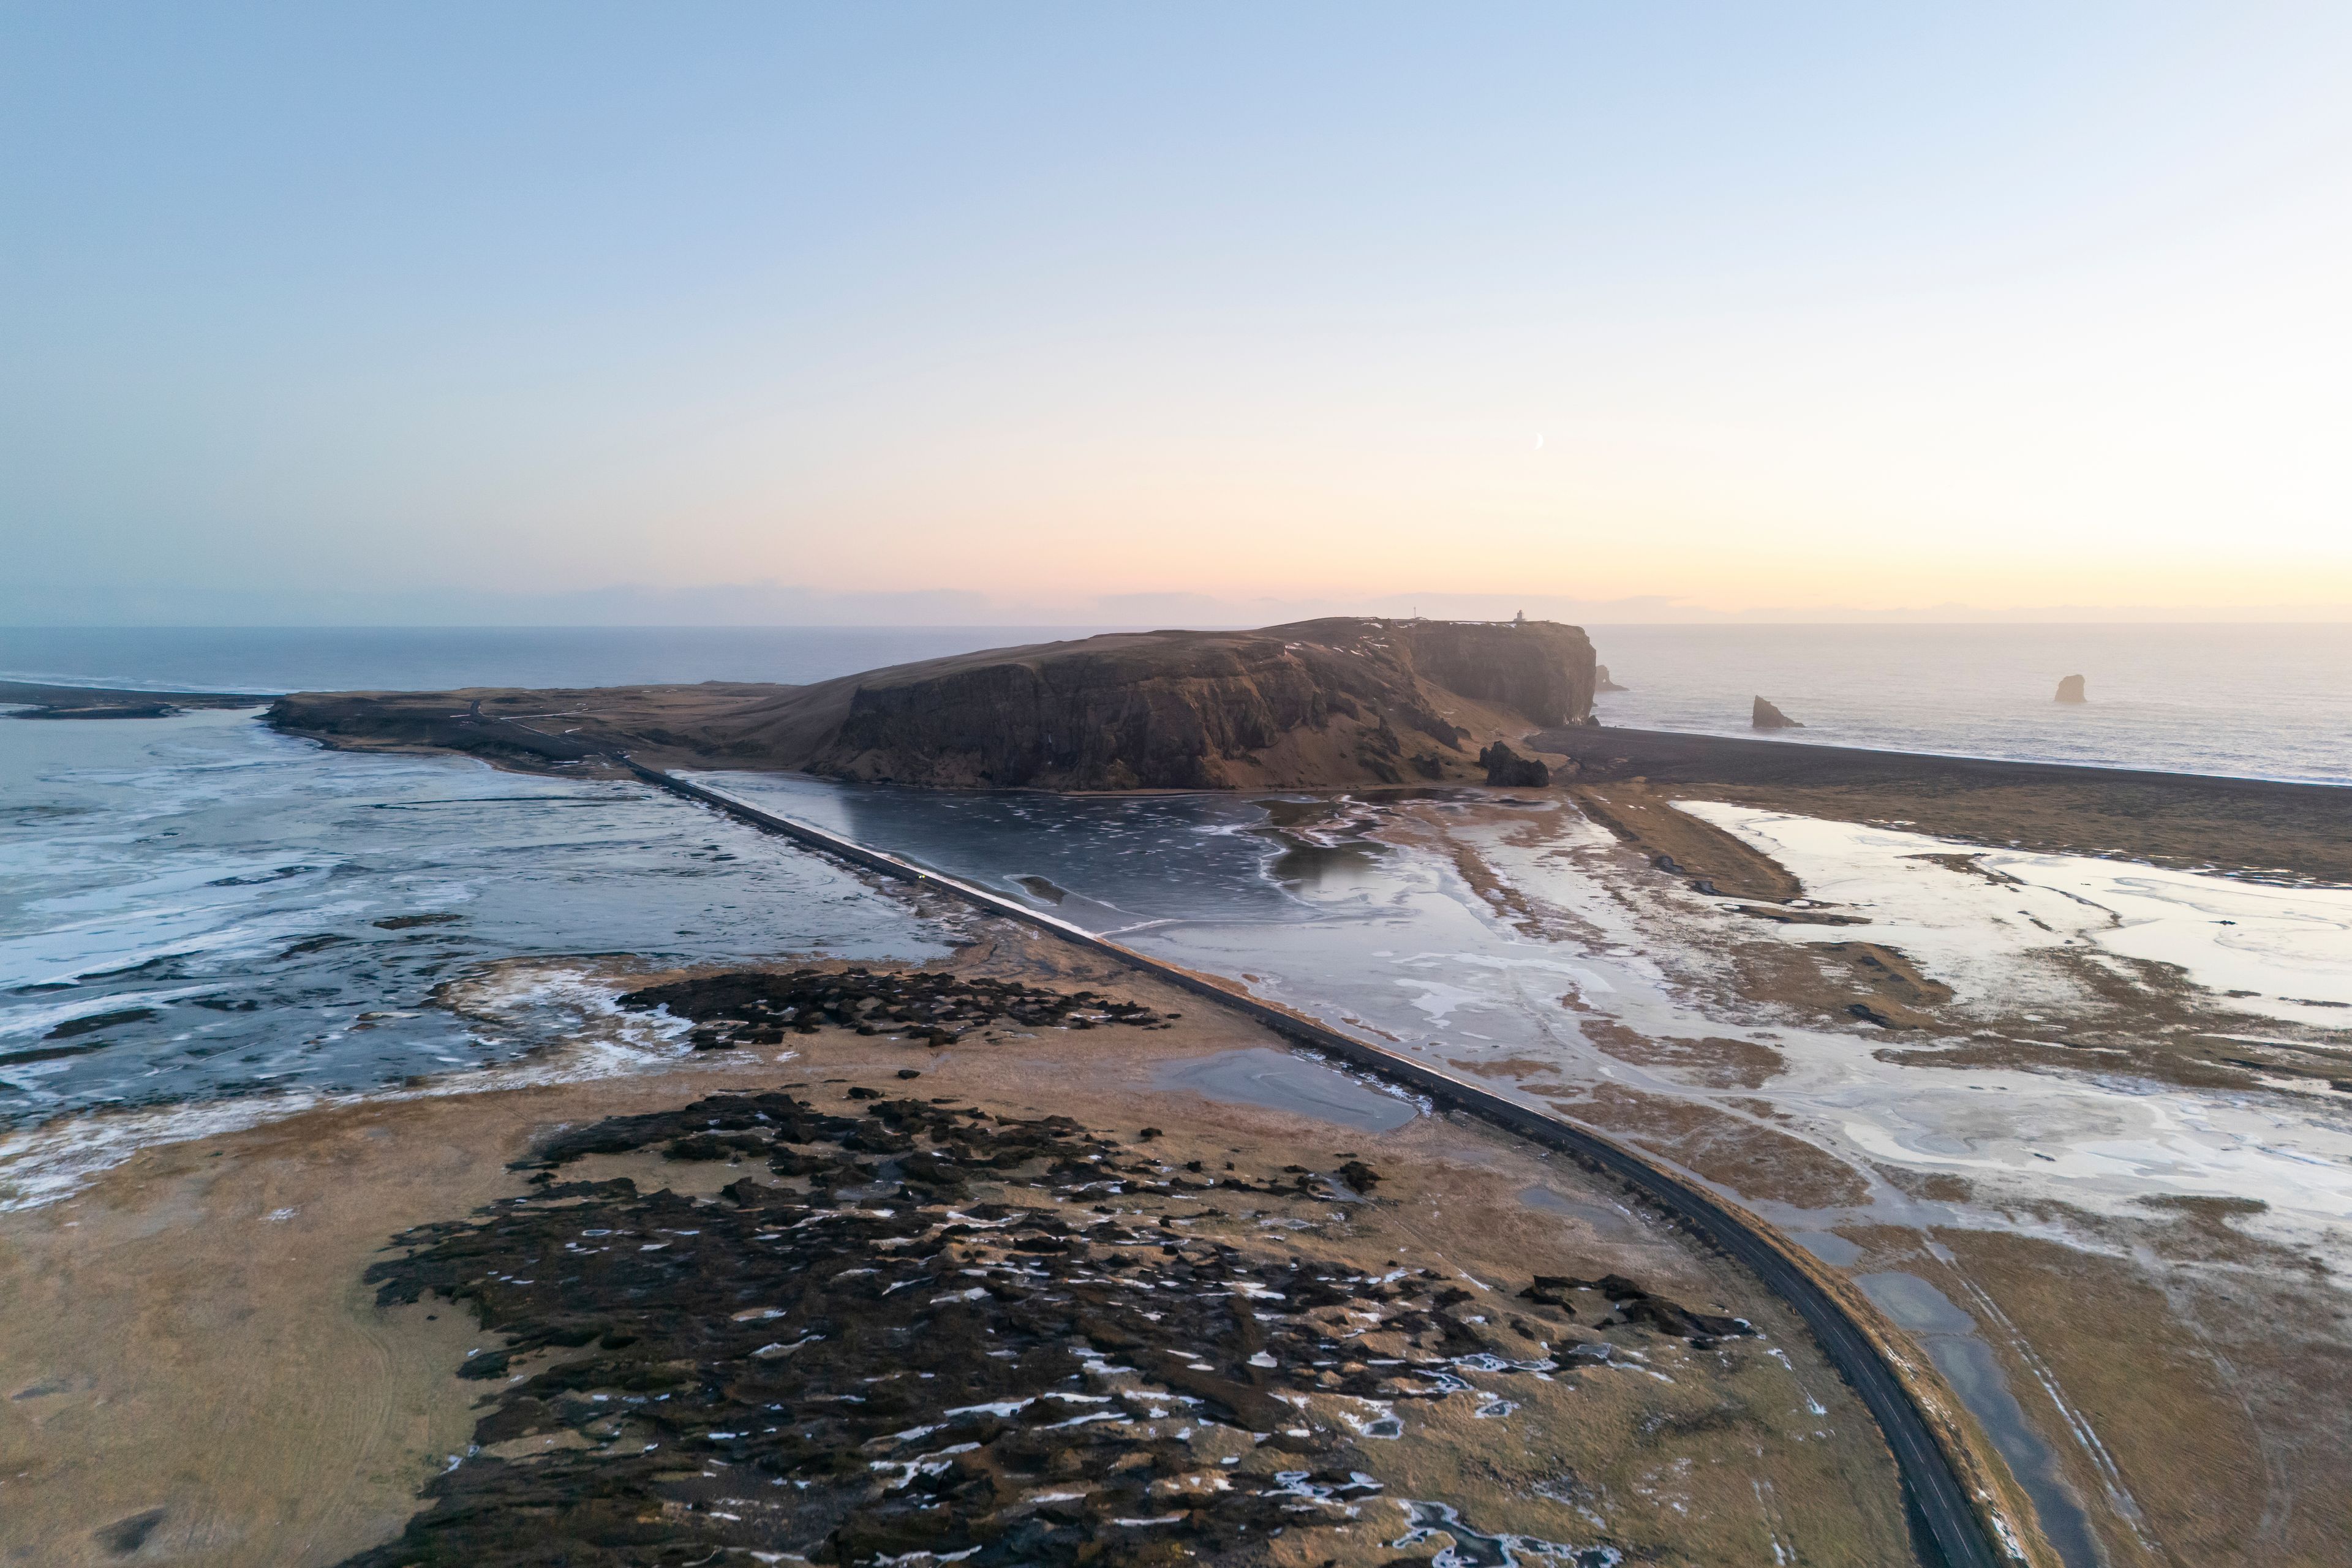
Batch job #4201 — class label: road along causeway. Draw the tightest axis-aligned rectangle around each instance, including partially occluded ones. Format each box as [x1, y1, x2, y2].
[621, 758, 2017, 1568]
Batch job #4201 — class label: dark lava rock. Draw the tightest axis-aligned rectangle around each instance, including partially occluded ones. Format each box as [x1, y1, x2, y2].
[618, 968, 1172, 1050]
[1515, 1274, 1749, 1343]
[1751, 697, 1803, 730]
[2056, 674, 2087, 704]
[1477, 742, 1550, 788]
[341, 1091, 1654, 1567]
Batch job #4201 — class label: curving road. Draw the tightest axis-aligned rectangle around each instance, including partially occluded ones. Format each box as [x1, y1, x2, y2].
[625, 758, 2007, 1568]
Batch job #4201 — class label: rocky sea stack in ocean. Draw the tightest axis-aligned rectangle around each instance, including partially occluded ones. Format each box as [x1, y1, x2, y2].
[2056, 674, 2087, 704]
[1595, 663, 1628, 692]
[1751, 696, 1803, 730]
[270, 618, 1597, 793]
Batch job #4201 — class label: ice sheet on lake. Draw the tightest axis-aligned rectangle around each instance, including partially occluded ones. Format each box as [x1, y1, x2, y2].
[1676, 802, 2352, 1026]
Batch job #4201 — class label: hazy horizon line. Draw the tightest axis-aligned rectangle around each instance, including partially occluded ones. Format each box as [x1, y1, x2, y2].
[7, 582, 2351, 630]
[10, 616, 2352, 632]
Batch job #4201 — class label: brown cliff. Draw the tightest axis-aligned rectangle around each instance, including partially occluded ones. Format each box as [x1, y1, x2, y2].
[268, 617, 1596, 792]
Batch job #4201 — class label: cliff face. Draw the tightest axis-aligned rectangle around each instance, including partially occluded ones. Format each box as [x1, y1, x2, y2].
[1392, 620, 1589, 728]
[777, 619, 1594, 790]
[810, 636, 1362, 790]
[268, 617, 1596, 792]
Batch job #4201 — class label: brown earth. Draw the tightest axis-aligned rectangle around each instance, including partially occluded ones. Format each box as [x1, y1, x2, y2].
[1576, 1019, 1787, 1091]
[266, 618, 1597, 792]
[0, 940, 1916, 1568]
[1569, 782, 1804, 902]
[1851, 1218, 2352, 1568]
[1537, 1083, 1875, 1211]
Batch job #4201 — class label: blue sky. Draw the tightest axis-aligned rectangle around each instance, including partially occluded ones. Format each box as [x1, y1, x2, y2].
[6, 3, 2349, 623]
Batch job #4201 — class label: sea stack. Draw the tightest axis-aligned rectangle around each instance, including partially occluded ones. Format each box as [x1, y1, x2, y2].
[1751, 696, 1803, 730]
[1596, 663, 1628, 692]
[2055, 674, 2087, 704]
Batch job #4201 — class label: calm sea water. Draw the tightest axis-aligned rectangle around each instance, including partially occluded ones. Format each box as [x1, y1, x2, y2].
[1586, 623, 2352, 785]
[0, 625, 1125, 695]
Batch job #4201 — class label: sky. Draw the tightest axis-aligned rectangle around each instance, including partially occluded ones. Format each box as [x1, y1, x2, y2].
[4, 2, 2350, 625]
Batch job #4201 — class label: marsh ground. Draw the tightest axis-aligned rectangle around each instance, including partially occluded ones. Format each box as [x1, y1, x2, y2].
[0, 932, 1917, 1567]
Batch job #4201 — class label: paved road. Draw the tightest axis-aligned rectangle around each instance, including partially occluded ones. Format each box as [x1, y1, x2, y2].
[627, 758, 2007, 1568]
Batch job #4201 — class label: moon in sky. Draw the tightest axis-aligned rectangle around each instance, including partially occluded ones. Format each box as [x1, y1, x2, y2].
[1533, 432, 1545, 450]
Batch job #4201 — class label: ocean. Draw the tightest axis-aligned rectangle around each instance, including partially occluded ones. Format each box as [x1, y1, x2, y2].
[0, 625, 1128, 696]
[1586, 622, 2352, 785]
[0, 707, 951, 1133]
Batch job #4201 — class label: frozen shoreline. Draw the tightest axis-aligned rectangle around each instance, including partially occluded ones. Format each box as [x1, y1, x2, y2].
[1452, 801, 2352, 1265]
[1676, 801, 2352, 1027]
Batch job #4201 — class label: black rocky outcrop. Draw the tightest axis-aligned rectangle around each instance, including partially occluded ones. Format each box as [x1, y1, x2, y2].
[1477, 742, 1551, 788]
[339, 1089, 1642, 1567]
[618, 968, 1170, 1050]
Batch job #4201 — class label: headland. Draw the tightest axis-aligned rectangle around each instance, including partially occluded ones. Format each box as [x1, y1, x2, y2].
[263, 618, 1597, 791]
